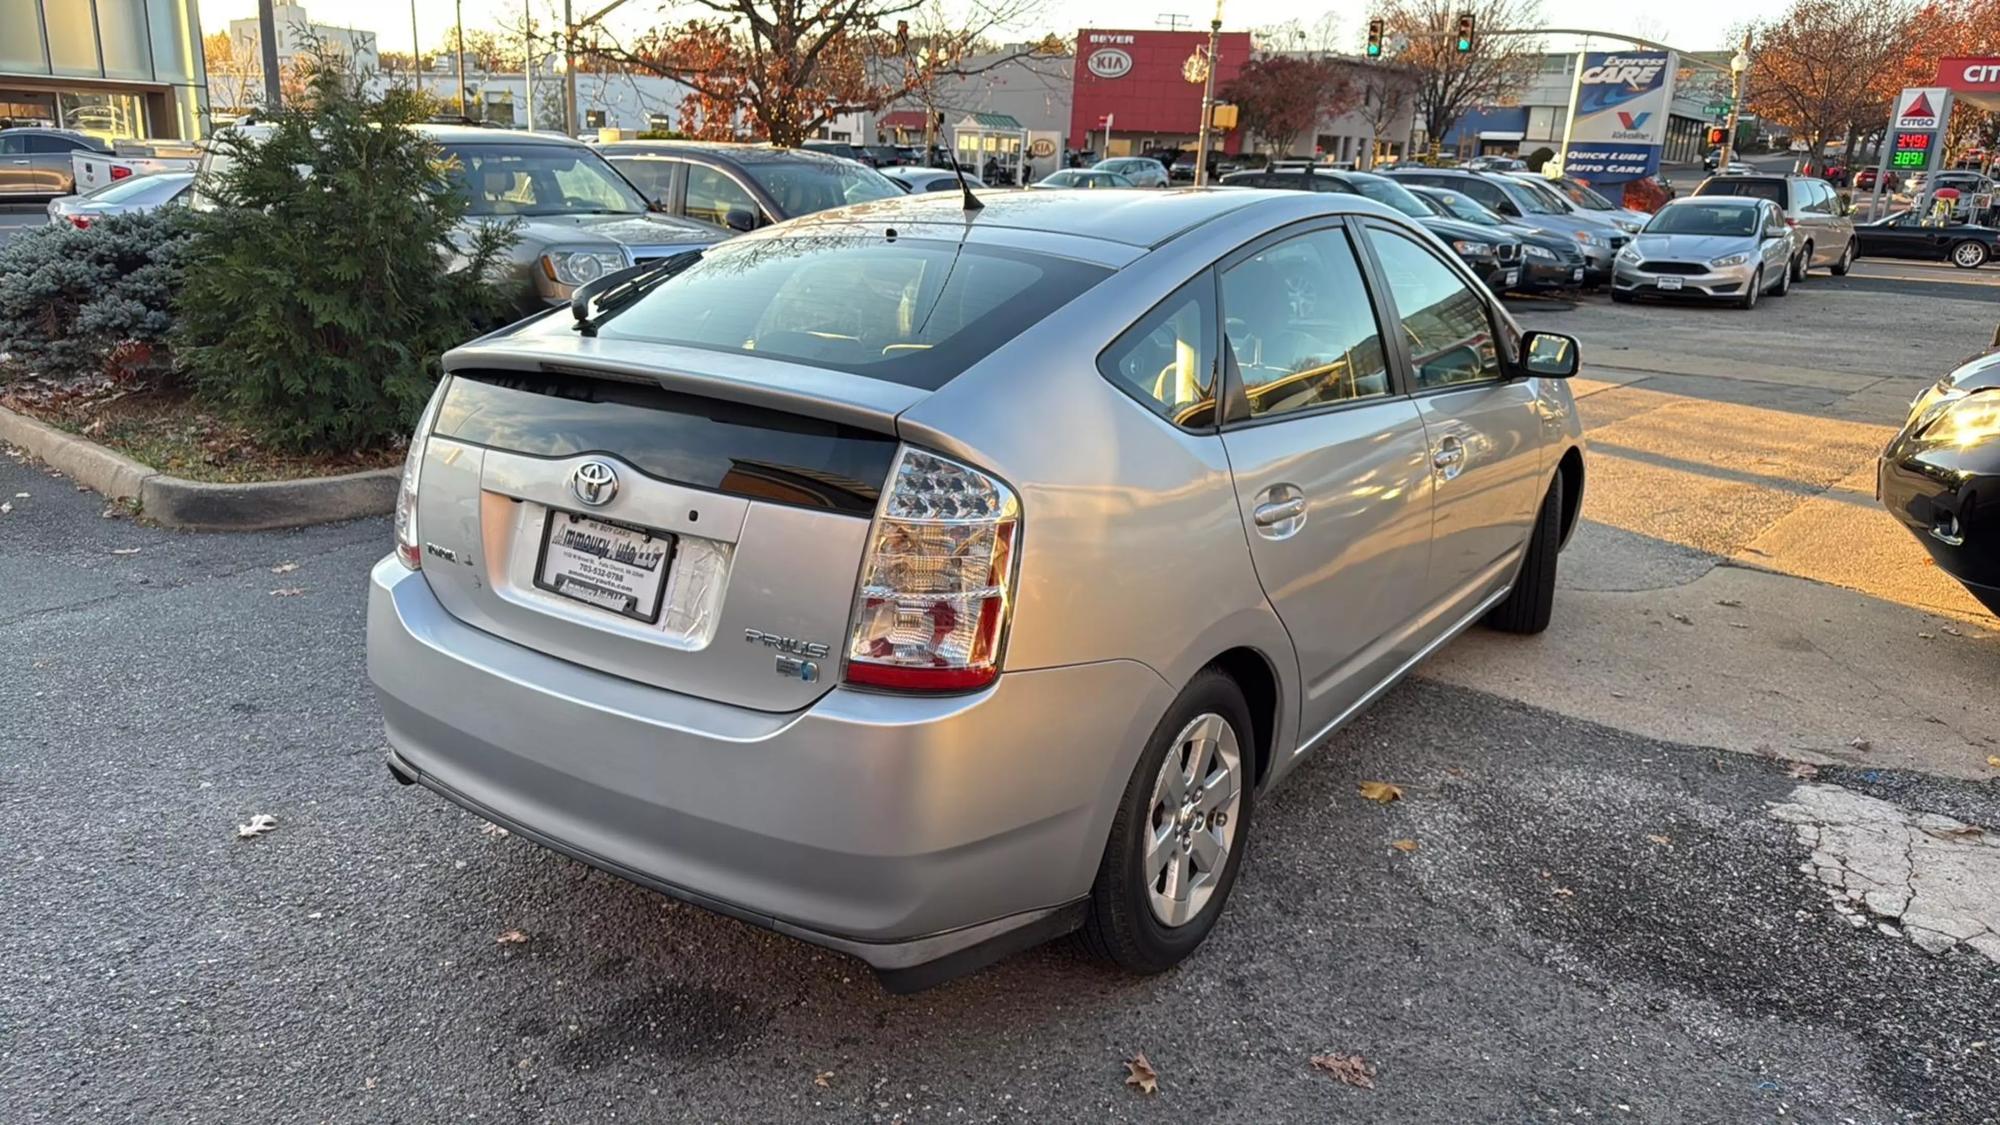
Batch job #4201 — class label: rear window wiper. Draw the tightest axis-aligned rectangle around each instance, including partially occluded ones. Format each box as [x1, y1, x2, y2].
[570, 250, 703, 336]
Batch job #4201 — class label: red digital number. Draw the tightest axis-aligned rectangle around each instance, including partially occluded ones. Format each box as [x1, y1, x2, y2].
[1896, 132, 1931, 150]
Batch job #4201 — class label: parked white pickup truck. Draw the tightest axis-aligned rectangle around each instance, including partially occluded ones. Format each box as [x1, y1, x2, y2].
[71, 140, 202, 195]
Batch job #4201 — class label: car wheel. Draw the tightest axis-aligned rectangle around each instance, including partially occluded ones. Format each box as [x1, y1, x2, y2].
[1773, 260, 1792, 296]
[1951, 241, 1989, 269]
[1791, 244, 1810, 281]
[1831, 239, 1855, 275]
[1738, 268, 1762, 309]
[1485, 469, 1564, 635]
[1080, 670, 1254, 975]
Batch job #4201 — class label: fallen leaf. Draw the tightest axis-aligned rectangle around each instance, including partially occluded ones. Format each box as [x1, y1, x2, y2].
[12, 492, 26, 498]
[1310, 1053, 1376, 1089]
[1987, 756, 2000, 769]
[269, 587, 304, 597]
[0, 502, 11, 515]
[235, 813, 278, 839]
[1786, 761, 1819, 780]
[1849, 737, 1872, 752]
[1728, 621, 1749, 629]
[1552, 886, 1575, 897]
[1123, 1052, 1158, 1095]
[1390, 838, 1419, 853]
[479, 821, 510, 838]
[495, 929, 528, 944]
[1926, 824, 1985, 840]
[1667, 611, 1693, 625]
[270, 561, 299, 574]
[1715, 598, 1743, 608]
[1919, 632, 1936, 640]
[813, 1071, 834, 1088]
[1357, 781, 1402, 804]
[1940, 624, 1963, 637]
[110, 547, 141, 555]
[1646, 834, 1672, 846]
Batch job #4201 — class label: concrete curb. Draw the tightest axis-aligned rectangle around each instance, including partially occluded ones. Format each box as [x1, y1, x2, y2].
[0, 403, 396, 531]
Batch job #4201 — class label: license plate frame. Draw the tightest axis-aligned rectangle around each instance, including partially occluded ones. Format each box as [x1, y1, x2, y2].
[1570, 267, 1585, 283]
[1656, 276, 1684, 291]
[1502, 268, 1520, 288]
[533, 511, 675, 624]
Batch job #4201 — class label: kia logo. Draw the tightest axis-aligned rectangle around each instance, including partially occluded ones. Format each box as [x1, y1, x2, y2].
[569, 460, 618, 506]
[1087, 48, 1133, 79]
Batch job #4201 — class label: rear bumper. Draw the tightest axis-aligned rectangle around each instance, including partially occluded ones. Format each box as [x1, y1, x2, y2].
[366, 558, 1171, 982]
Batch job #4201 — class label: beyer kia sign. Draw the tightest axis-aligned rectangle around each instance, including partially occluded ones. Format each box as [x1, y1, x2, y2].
[1087, 48, 1133, 79]
[1895, 87, 1946, 129]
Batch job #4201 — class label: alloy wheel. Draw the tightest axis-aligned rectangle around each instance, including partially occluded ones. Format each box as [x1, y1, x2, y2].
[1953, 241, 1988, 269]
[1144, 712, 1244, 928]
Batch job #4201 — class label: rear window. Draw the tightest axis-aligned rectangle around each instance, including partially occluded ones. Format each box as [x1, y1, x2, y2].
[1694, 178, 1786, 206]
[596, 236, 1110, 389]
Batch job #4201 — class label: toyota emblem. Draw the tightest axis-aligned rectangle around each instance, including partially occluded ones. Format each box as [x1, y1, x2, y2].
[569, 460, 619, 506]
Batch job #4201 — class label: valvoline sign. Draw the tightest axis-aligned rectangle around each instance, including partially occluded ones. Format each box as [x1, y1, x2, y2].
[1566, 50, 1678, 183]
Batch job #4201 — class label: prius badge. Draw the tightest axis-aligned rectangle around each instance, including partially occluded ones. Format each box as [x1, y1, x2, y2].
[570, 460, 618, 506]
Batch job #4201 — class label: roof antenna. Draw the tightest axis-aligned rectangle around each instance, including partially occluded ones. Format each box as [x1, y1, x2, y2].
[942, 127, 983, 214]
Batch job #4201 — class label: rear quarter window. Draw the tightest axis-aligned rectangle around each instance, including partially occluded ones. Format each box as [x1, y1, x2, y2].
[595, 236, 1110, 390]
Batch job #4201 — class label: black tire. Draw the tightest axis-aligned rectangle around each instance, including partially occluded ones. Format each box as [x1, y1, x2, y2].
[1772, 259, 1792, 296]
[1610, 289, 1634, 304]
[1080, 669, 1256, 975]
[1791, 244, 1810, 281]
[1737, 268, 1762, 310]
[1484, 470, 1563, 635]
[1951, 241, 1989, 269]
[1831, 239, 1855, 275]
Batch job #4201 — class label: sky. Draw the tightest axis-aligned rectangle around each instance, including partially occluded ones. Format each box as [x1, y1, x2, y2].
[198, 0, 1778, 57]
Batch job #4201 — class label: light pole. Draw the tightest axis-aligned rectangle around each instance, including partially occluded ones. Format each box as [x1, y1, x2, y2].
[255, 0, 283, 109]
[523, 0, 535, 130]
[455, 0, 468, 117]
[1718, 34, 1749, 172]
[409, 0, 422, 92]
[1192, 0, 1223, 186]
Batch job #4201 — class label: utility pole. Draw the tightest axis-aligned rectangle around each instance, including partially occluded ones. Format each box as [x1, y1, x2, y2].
[1192, 0, 1223, 186]
[562, 0, 635, 138]
[523, 0, 535, 130]
[1718, 31, 1750, 172]
[455, 0, 468, 117]
[256, 0, 283, 109]
[409, 0, 423, 92]
[1553, 42, 1587, 174]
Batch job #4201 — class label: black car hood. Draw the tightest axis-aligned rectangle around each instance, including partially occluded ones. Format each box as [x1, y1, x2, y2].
[1499, 222, 1584, 259]
[1418, 215, 1515, 245]
[1944, 345, 2000, 392]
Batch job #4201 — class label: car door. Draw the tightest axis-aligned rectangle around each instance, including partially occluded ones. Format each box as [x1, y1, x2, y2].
[1759, 203, 1793, 277]
[0, 134, 26, 195]
[1357, 221, 1544, 619]
[1213, 220, 1437, 741]
[684, 162, 765, 227]
[25, 134, 80, 193]
[1858, 213, 1919, 259]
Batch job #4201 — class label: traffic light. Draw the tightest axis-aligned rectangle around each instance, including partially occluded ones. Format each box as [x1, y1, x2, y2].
[1455, 11, 1475, 52]
[1706, 125, 1725, 146]
[1366, 18, 1384, 58]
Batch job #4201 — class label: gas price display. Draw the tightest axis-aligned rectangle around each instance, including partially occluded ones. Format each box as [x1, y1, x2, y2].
[1892, 131, 1932, 169]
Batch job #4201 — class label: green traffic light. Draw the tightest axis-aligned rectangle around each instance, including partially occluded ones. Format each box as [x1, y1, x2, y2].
[1456, 37, 1471, 51]
[1367, 44, 1382, 57]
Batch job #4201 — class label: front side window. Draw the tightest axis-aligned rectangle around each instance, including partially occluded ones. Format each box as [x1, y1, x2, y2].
[1221, 226, 1390, 417]
[441, 143, 649, 217]
[1364, 227, 1500, 391]
[684, 164, 759, 226]
[1099, 278, 1216, 428]
[609, 156, 676, 202]
[594, 236, 1109, 390]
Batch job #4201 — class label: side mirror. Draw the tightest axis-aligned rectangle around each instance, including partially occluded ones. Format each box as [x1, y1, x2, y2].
[723, 206, 759, 232]
[646, 197, 670, 213]
[1519, 330, 1580, 378]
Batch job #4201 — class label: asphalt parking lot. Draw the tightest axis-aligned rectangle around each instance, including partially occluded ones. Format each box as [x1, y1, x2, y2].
[4, 209, 1999, 1123]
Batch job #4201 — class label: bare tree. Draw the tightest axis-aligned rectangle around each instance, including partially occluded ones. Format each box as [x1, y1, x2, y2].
[1253, 13, 1344, 57]
[1747, 0, 1916, 170]
[585, 0, 1054, 147]
[1377, 0, 1542, 153]
[1354, 63, 1417, 167]
[203, 32, 262, 114]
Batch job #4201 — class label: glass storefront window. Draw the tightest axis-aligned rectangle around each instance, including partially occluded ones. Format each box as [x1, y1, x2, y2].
[61, 91, 147, 140]
[98, 0, 155, 79]
[0, 3, 49, 73]
[149, 0, 199, 82]
[45, 0, 102, 76]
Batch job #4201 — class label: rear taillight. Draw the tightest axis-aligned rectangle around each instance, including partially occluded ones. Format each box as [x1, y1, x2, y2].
[68, 215, 91, 230]
[393, 383, 447, 569]
[1784, 217, 1797, 227]
[844, 448, 1019, 692]
[109, 165, 132, 181]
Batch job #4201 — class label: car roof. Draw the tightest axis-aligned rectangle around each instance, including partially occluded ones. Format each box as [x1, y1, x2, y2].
[602, 141, 861, 167]
[1667, 194, 1764, 206]
[774, 186, 1296, 249]
[415, 124, 586, 146]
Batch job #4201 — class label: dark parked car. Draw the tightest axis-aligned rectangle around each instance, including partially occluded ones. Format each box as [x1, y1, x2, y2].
[599, 141, 903, 232]
[1406, 184, 1589, 290]
[801, 140, 873, 165]
[1854, 210, 2000, 269]
[1878, 328, 2000, 614]
[1221, 167, 1524, 293]
[0, 126, 110, 197]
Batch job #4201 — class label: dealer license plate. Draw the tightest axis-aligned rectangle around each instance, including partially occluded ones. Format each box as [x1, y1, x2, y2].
[1570, 268, 1584, 283]
[1502, 268, 1520, 288]
[1656, 276, 1684, 291]
[535, 513, 674, 623]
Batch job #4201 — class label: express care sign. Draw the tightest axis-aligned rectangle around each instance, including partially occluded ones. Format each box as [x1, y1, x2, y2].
[1069, 29, 1254, 150]
[1562, 50, 1678, 183]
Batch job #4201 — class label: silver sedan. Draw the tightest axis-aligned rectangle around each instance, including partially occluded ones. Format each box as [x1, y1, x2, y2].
[45, 170, 193, 229]
[368, 187, 1588, 989]
[1612, 196, 1796, 309]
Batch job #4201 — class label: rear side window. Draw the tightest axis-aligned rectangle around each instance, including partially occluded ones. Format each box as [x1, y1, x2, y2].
[596, 236, 1111, 390]
[1222, 226, 1390, 416]
[1695, 178, 1786, 206]
[25, 135, 83, 154]
[1099, 276, 1217, 429]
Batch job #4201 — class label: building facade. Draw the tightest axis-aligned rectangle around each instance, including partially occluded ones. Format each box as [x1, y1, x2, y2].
[1069, 28, 1254, 157]
[0, 0, 209, 140]
[228, 3, 378, 75]
[1439, 50, 1722, 169]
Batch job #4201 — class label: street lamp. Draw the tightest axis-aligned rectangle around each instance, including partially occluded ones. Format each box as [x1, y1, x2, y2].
[1719, 36, 1749, 173]
[1193, 0, 1223, 186]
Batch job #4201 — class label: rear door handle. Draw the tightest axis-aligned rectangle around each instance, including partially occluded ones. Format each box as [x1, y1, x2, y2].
[1253, 497, 1306, 527]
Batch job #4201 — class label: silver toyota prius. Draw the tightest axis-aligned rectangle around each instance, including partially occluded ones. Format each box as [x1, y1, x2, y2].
[368, 187, 1587, 990]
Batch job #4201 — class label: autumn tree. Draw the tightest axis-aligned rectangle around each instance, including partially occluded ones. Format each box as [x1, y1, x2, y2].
[1746, 0, 1915, 168]
[203, 32, 261, 114]
[1220, 56, 1356, 155]
[1893, 0, 2000, 166]
[587, 0, 1052, 147]
[1378, 0, 1542, 151]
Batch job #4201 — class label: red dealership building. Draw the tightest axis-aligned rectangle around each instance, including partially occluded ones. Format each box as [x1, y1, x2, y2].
[1069, 29, 1254, 156]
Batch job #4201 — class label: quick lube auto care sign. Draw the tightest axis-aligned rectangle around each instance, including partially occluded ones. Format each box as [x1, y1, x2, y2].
[1564, 51, 1678, 182]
